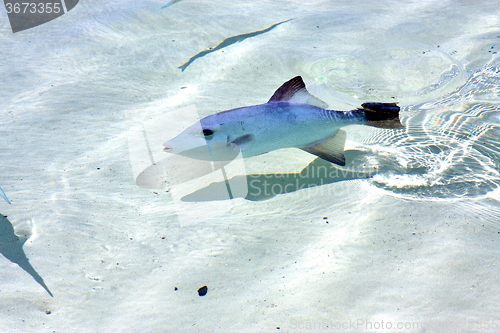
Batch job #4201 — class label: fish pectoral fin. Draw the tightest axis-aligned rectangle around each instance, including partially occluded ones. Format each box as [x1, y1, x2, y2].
[301, 129, 346, 166]
[268, 76, 328, 109]
[231, 133, 255, 150]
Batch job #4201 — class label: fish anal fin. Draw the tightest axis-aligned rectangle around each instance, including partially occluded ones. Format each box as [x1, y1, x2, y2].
[268, 76, 329, 109]
[301, 129, 346, 166]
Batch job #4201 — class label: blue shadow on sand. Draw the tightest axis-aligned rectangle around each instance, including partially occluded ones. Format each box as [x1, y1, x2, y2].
[0, 214, 53, 297]
[0, 186, 11, 204]
[155, 0, 183, 11]
[181, 157, 375, 202]
[178, 18, 293, 71]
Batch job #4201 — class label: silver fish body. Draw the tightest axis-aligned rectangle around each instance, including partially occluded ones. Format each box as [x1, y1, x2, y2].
[163, 77, 402, 166]
[198, 102, 365, 157]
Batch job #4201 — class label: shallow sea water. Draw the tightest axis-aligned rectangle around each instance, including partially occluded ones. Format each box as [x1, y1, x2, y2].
[1, 1, 500, 332]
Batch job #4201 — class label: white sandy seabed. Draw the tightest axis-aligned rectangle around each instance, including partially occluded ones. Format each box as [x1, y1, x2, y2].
[1, 0, 500, 332]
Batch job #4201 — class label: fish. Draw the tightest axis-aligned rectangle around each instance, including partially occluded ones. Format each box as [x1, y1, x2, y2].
[163, 76, 403, 166]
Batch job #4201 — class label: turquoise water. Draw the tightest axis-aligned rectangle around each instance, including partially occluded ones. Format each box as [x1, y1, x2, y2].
[1, 1, 500, 331]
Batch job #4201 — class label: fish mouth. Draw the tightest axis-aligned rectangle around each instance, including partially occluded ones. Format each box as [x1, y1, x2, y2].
[163, 144, 172, 152]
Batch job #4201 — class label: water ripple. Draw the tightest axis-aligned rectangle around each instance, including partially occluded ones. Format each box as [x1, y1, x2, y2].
[307, 45, 467, 105]
[363, 65, 500, 199]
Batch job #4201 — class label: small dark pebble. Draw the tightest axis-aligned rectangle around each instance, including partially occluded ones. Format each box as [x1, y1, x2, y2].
[174, 286, 178, 291]
[198, 285, 208, 296]
[45, 310, 51, 315]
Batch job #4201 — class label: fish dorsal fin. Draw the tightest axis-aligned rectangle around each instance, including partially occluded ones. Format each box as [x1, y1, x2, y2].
[268, 76, 329, 109]
[301, 129, 346, 166]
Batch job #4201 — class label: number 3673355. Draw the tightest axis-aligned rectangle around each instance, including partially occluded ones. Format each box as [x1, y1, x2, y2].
[5, 2, 62, 14]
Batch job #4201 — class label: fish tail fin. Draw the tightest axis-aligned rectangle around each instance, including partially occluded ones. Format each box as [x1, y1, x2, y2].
[361, 102, 404, 129]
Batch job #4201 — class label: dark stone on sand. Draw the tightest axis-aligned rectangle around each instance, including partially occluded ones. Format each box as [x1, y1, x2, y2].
[198, 285, 208, 296]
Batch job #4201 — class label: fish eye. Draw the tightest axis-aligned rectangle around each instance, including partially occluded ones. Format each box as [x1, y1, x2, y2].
[202, 128, 214, 140]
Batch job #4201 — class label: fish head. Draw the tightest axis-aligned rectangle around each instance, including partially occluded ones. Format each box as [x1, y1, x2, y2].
[163, 121, 208, 154]
[163, 115, 245, 161]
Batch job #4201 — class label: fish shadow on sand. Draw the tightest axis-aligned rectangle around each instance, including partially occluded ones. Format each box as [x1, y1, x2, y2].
[0, 185, 11, 204]
[155, 0, 183, 11]
[181, 154, 375, 202]
[178, 19, 293, 71]
[0, 215, 53, 297]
